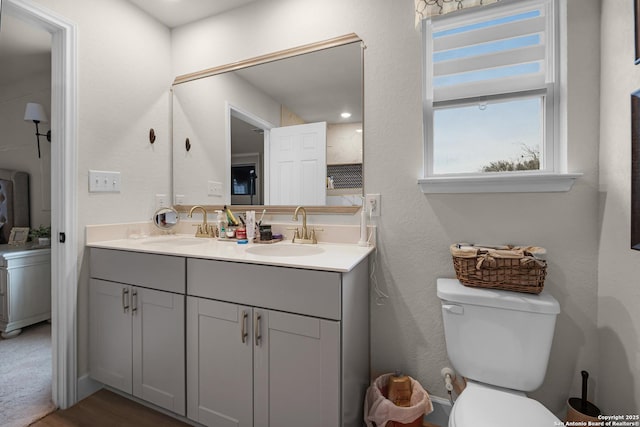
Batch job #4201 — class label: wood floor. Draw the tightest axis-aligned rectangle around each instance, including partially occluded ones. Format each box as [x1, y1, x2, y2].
[31, 389, 191, 427]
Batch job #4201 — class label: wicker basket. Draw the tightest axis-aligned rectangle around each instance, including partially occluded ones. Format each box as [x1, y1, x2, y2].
[450, 244, 547, 294]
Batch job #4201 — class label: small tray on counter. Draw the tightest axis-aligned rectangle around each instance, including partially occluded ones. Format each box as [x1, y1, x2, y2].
[215, 237, 284, 244]
[252, 238, 283, 244]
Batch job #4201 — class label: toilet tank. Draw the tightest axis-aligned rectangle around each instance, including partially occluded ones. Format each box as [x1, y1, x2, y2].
[437, 278, 560, 392]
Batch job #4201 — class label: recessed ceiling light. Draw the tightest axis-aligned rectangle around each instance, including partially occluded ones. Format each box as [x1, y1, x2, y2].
[341, 112, 352, 119]
[356, 129, 363, 133]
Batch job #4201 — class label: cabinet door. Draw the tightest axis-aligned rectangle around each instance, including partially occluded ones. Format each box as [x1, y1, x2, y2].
[132, 287, 185, 415]
[89, 279, 132, 393]
[254, 310, 340, 427]
[187, 297, 253, 427]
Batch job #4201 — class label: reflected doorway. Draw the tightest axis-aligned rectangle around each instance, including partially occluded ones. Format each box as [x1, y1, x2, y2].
[230, 115, 265, 205]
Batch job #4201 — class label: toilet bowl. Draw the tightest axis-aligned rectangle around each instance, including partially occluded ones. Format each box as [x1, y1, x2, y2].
[437, 278, 561, 427]
[448, 382, 560, 427]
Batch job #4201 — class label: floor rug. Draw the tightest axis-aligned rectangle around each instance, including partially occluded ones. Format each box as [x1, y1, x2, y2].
[0, 322, 56, 427]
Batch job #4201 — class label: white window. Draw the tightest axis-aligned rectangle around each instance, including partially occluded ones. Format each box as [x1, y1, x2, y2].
[419, 0, 579, 193]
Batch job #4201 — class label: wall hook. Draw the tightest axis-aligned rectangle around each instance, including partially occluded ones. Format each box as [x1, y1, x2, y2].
[185, 138, 191, 152]
[149, 128, 156, 144]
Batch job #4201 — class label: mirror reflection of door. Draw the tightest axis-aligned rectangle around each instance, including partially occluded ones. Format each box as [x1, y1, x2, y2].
[269, 122, 327, 205]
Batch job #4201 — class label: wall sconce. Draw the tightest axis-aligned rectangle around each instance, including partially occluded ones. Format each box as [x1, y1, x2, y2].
[24, 102, 51, 158]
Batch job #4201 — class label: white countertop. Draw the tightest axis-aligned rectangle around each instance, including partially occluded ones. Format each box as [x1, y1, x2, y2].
[86, 235, 374, 272]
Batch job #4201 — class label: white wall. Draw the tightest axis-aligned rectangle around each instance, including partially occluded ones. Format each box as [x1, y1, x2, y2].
[172, 0, 602, 413]
[172, 72, 280, 205]
[21, 0, 615, 415]
[29, 0, 173, 376]
[599, 0, 640, 413]
[0, 60, 52, 230]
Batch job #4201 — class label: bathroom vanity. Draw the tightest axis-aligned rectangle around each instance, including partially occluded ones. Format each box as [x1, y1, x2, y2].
[87, 235, 372, 427]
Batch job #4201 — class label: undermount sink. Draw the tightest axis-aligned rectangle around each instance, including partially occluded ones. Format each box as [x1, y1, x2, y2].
[245, 244, 324, 257]
[139, 236, 209, 247]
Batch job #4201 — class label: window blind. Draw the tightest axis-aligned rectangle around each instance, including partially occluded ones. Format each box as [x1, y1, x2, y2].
[427, 0, 553, 104]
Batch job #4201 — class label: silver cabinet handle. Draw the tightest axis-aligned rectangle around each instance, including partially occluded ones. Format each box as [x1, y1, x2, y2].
[122, 288, 129, 313]
[241, 310, 248, 343]
[131, 289, 138, 314]
[254, 312, 262, 347]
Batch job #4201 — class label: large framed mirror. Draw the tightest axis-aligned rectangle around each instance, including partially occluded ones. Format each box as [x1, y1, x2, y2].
[172, 34, 364, 214]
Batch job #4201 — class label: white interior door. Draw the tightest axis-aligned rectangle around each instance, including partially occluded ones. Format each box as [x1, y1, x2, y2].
[269, 122, 327, 205]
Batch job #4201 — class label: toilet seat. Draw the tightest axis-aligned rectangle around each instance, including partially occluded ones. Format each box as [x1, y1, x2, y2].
[449, 382, 560, 427]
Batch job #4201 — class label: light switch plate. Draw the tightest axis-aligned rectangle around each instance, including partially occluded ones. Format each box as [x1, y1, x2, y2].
[89, 170, 121, 193]
[155, 194, 168, 209]
[208, 180, 223, 197]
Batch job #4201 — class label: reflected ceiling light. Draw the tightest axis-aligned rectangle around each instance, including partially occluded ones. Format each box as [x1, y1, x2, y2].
[356, 129, 363, 133]
[24, 102, 51, 159]
[341, 112, 352, 119]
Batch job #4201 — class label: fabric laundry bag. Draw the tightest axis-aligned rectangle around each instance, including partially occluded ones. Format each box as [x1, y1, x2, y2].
[364, 373, 433, 427]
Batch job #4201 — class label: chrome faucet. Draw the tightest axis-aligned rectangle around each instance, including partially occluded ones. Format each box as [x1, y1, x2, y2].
[291, 206, 321, 244]
[188, 205, 213, 237]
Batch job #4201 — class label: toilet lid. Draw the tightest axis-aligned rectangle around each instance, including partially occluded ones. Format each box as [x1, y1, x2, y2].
[449, 382, 560, 427]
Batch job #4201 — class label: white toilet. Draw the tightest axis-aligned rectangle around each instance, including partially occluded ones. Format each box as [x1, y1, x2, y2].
[437, 278, 561, 427]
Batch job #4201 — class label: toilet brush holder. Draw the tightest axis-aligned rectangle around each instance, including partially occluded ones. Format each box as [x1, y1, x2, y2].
[565, 371, 601, 423]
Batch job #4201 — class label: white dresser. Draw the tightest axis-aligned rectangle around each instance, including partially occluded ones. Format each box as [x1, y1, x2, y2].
[0, 244, 51, 338]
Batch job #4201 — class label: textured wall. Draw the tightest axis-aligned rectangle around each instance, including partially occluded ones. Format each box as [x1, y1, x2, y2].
[0, 65, 52, 230]
[599, 0, 640, 414]
[172, 0, 602, 413]
[0, 11, 52, 229]
[28, 0, 173, 376]
[19, 0, 609, 415]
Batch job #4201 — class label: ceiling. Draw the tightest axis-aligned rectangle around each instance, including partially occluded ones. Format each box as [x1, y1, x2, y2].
[127, 0, 262, 28]
[0, 0, 262, 85]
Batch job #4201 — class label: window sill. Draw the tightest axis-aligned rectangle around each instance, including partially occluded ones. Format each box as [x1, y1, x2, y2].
[418, 173, 582, 194]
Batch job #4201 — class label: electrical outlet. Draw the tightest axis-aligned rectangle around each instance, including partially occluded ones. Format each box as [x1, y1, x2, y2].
[174, 194, 185, 205]
[365, 193, 381, 217]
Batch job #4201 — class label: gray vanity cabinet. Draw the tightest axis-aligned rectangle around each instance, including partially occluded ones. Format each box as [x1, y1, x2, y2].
[186, 257, 369, 427]
[89, 249, 186, 416]
[187, 297, 340, 427]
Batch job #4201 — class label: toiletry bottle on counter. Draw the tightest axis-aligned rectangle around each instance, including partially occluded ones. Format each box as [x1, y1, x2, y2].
[216, 210, 226, 238]
[246, 210, 256, 241]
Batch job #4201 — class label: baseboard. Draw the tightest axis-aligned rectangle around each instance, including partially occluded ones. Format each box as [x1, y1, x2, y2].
[77, 374, 103, 401]
[424, 395, 452, 427]
[77, 376, 453, 426]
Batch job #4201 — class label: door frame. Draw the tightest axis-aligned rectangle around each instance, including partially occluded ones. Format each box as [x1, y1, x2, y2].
[4, 0, 78, 409]
[226, 103, 275, 204]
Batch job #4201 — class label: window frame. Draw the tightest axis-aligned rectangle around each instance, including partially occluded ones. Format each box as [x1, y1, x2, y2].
[419, 0, 580, 193]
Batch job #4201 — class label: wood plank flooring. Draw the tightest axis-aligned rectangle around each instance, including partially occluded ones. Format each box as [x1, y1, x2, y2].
[31, 389, 191, 427]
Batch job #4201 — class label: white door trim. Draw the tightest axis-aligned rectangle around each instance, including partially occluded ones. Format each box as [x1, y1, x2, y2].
[4, 0, 78, 409]
[226, 103, 276, 204]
